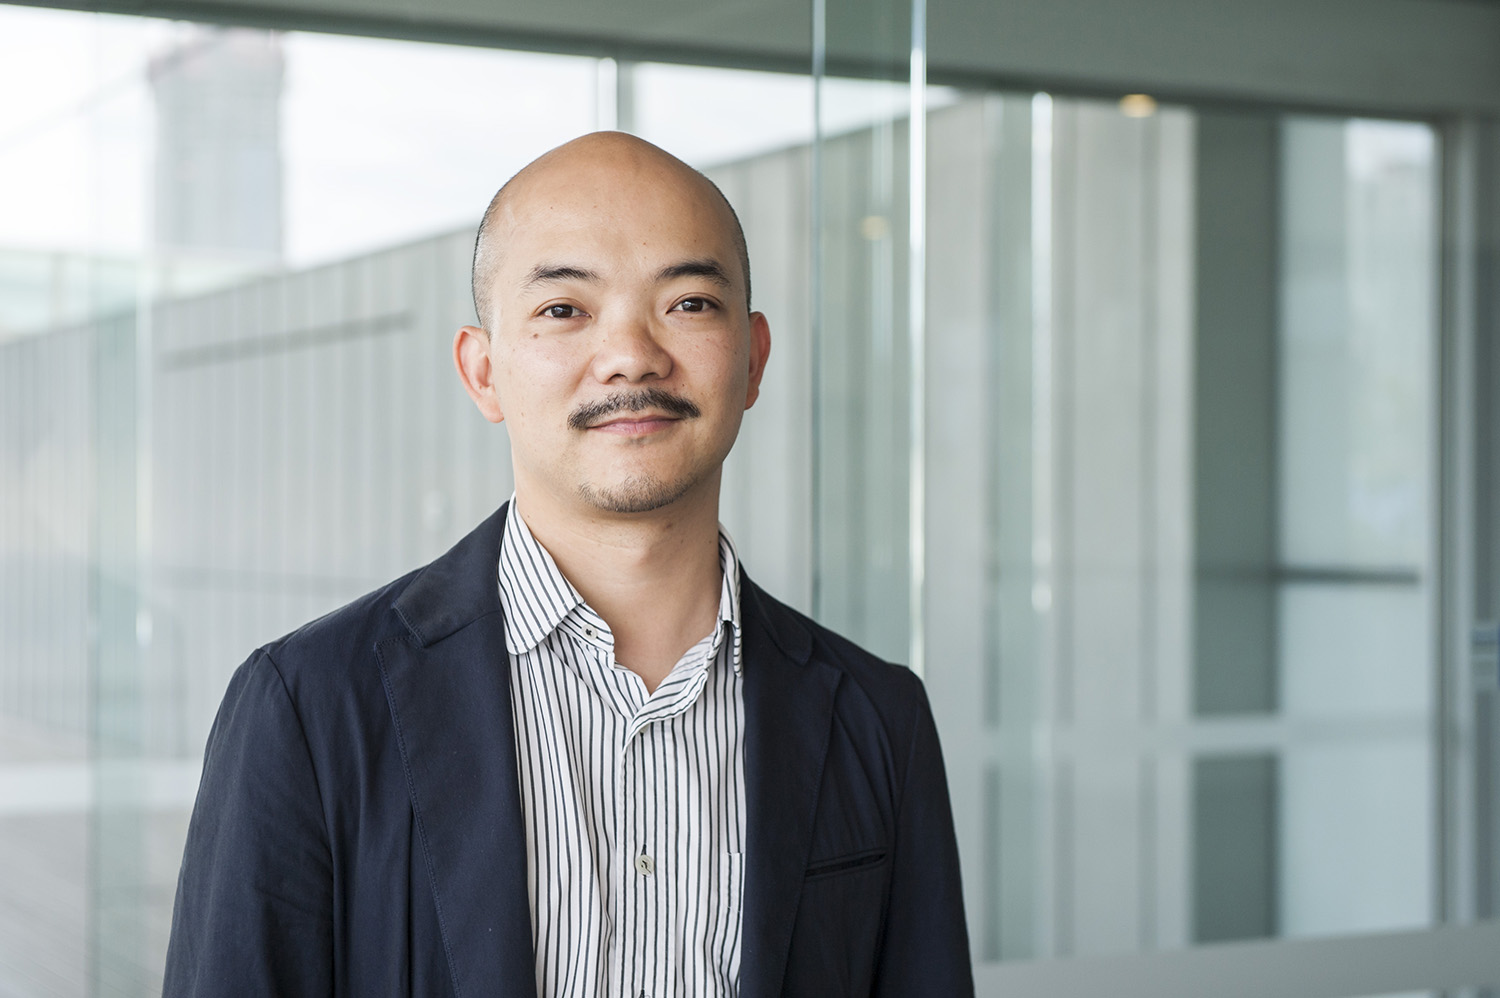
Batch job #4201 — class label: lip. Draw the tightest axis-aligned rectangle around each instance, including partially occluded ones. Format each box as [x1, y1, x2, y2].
[587, 414, 682, 435]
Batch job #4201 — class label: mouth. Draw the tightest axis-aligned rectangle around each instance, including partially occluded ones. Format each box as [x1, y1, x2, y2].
[569, 388, 702, 432]
[587, 413, 684, 435]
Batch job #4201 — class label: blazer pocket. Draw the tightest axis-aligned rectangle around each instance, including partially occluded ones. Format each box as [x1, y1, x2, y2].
[804, 848, 888, 881]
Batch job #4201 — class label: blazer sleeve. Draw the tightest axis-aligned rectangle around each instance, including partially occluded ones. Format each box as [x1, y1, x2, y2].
[874, 675, 976, 997]
[162, 649, 335, 997]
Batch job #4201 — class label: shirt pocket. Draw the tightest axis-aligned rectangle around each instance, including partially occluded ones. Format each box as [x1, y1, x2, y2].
[720, 851, 744, 914]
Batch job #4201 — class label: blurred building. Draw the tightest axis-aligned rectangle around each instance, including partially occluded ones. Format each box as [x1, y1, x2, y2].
[149, 26, 284, 259]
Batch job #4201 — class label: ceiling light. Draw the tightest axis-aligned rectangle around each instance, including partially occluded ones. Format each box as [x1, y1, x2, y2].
[1119, 93, 1158, 118]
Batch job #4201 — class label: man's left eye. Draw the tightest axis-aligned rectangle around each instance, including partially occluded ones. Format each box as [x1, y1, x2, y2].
[672, 298, 714, 313]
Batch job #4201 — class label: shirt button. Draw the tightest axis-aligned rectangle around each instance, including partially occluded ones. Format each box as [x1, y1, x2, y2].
[634, 854, 655, 876]
[584, 626, 596, 637]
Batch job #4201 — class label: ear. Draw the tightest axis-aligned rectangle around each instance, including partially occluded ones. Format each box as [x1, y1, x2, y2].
[454, 325, 505, 423]
[744, 311, 771, 410]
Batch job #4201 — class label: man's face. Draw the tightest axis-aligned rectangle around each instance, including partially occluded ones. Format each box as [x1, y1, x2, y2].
[458, 137, 770, 519]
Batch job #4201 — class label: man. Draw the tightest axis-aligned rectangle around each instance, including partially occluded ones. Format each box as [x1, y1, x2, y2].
[163, 132, 973, 997]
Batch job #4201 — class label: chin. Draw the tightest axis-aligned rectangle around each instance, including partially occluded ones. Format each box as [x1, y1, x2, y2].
[576, 474, 695, 514]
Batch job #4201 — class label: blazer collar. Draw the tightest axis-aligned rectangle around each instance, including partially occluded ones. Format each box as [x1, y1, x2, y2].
[392, 502, 510, 647]
[382, 503, 841, 998]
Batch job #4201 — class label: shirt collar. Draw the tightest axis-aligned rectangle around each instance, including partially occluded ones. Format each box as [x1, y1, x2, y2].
[496, 498, 580, 655]
[497, 496, 744, 674]
[717, 529, 744, 677]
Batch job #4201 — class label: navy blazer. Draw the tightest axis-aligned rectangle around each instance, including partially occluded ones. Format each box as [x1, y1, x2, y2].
[163, 504, 973, 997]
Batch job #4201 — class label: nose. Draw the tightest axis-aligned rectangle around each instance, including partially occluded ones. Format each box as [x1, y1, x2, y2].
[589, 312, 673, 384]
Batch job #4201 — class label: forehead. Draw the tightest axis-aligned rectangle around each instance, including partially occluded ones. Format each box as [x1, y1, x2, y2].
[492, 162, 739, 278]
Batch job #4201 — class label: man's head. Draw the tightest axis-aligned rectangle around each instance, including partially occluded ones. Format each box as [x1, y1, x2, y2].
[470, 137, 753, 331]
[453, 131, 771, 520]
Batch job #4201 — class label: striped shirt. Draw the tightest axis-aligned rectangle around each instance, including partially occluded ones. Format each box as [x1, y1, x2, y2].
[497, 502, 746, 998]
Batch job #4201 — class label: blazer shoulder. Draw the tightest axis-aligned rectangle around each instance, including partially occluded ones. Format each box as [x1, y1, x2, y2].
[257, 502, 511, 686]
[260, 566, 423, 675]
[743, 575, 928, 728]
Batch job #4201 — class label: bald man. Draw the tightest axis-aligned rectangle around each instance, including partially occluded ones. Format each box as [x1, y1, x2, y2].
[164, 133, 973, 998]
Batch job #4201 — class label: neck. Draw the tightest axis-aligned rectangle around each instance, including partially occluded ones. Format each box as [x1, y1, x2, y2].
[512, 479, 725, 693]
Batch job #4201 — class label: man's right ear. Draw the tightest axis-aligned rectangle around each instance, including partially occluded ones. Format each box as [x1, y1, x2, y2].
[453, 325, 505, 424]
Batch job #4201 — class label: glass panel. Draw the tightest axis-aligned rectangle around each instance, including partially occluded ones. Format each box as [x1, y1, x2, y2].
[1279, 585, 1431, 719]
[811, 0, 922, 666]
[0, 9, 822, 994]
[917, 92, 1440, 964]
[923, 88, 1203, 960]
[1193, 754, 1278, 943]
[1280, 737, 1432, 936]
[1279, 118, 1436, 570]
[0, 4, 1460, 995]
[810, 79, 913, 661]
[277, 35, 597, 267]
[1271, 117, 1437, 941]
[629, 63, 815, 167]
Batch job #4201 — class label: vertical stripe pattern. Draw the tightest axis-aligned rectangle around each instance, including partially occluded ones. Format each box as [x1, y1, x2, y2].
[498, 503, 745, 998]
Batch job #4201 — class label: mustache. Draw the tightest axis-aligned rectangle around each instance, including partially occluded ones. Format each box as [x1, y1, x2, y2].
[568, 388, 702, 430]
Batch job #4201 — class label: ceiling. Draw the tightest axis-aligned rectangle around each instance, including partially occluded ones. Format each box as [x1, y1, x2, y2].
[11, 0, 1500, 115]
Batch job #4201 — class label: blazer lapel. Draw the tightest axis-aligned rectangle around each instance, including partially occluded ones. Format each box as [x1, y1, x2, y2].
[378, 505, 538, 998]
[738, 578, 842, 998]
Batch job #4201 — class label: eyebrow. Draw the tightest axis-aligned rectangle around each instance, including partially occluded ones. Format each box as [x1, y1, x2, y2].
[522, 264, 601, 289]
[656, 259, 734, 290]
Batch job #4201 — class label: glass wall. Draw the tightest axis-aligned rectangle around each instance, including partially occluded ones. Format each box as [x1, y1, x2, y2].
[0, 11, 828, 992]
[915, 98, 1441, 960]
[0, 1, 1490, 996]
[812, 81, 1444, 964]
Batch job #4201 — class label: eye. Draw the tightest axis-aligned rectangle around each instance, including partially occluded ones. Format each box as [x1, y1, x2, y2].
[672, 297, 716, 314]
[542, 303, 583, 319]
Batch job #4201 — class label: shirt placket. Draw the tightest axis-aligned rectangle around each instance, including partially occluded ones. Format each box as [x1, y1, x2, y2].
[500, 510, 746, 998]
[571, 611, 724, 998]
[616, 706, 664, 998]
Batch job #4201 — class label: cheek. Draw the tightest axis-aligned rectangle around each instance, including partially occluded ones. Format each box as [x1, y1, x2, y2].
[681, 337, 749, 384]
[495, 344, 587, 413]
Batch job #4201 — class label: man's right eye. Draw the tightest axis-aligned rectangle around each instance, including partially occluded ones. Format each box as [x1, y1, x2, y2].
[543, 304, 582, 319]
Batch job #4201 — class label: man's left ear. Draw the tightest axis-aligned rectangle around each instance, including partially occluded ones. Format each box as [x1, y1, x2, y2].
[744, 311, 771, 409]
